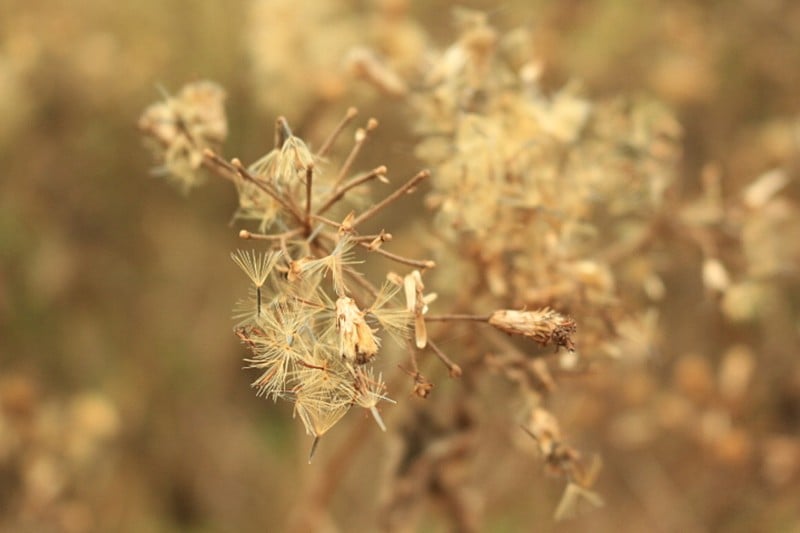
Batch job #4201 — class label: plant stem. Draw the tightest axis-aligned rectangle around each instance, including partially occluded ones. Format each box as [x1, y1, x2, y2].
[351, 169, 430, 228]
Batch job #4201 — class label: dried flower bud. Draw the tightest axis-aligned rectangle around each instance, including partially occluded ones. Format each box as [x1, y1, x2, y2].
[336, 297, 380, 364]
[339, 211, 356, 235]
[489, 308, 576, 351]
[412, 374, 434, 399]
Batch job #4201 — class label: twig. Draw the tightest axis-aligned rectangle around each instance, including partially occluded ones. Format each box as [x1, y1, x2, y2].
[350, 232, 393, 243]
[427, 339, 463, 377]
[332, 118, 379, 190]
[352, 169, 430, 228]
[238, 228, 303, 241]
[360, 243, 436, 269]
[275, 116, 293, 148]
[309, 213, 345, 232]
[316, 107, 358, 158]
[425, 314, 491, 322]
[305, 164, 314, 230]
[316, 225, 433, 269]
[316, 165, 388, 216]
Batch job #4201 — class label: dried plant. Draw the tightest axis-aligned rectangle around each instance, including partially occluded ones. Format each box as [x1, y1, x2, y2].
[139, 81, 579, 476]
[136, 6, 800, 531]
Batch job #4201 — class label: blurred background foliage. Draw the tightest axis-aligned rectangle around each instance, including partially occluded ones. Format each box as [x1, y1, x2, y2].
[1, 0, 799, 531]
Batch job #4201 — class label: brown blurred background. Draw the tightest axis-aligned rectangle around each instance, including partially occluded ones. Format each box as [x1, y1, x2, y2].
[1, 0, 799, 531]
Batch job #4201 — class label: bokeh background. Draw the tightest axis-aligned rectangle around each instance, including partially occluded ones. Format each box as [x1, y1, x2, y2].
[1, 0, 799, 531]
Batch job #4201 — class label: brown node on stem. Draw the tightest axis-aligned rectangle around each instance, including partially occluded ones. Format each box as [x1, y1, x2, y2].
[399, 365, 434, 398]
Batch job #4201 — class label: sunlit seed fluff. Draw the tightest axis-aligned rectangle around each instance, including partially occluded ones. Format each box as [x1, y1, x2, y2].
[231, 249, 279, 288]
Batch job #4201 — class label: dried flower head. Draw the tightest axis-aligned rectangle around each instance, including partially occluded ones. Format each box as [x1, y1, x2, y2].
[336, 296, 380, 364]
[138, 81, 227, 191]
[489, 309, 577, 352]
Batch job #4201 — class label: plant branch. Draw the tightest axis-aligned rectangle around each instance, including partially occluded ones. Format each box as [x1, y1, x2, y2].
[427, 339, 463, 377]
[425, 314, 491, 322]
[332, 118, 379, 190]
[316, 165, 388, 216]
[305, 164, 314, 231]
[360, 243, 435, 269]
[316, 107, 358, 158]
[238, 228, 303, 241]
[351, 169, 430, 228]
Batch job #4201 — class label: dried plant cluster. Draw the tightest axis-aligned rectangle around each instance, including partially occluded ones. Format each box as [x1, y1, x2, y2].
[4, 0, 800, 531]
[139, 83, 578, 472]
[134, 9, 680, 524]
[136, 6, 800, 530]
[402, 11, 681, 355]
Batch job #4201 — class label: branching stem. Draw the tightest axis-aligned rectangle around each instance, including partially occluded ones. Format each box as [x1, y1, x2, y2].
[351, 169, 430, 228]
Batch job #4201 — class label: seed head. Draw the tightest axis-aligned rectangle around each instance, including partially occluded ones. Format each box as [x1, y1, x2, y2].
[489, 308, 576, 351]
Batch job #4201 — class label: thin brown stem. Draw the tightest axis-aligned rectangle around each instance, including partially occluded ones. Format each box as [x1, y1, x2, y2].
[275, 116, 293, 148]
[316, 165, 388, 216]
[350, 232, 392, 243]
[360, 243, 435, 269]
[316, 107, 358, 158]
[305, 164, 314, 230]
[239, 228, 303, 241]
[427, 339, 463, 377]
[332, 118, 379, 190]
[351, 169, 430, 228]
[425, 314, 491, 322]
[405, 340, 421, 375]
[316, 226, 432, 269]
[191, 146, 237, 183]
[279, 234, 291, 258]
[309, 213, 343, 230]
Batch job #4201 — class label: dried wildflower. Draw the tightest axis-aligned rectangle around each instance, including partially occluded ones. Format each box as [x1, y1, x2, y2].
[294, 373, 354, 461]
[489, 309, 576, 351]
[336, 296, 380, 364]
[277, 134, 315, 184]
[138, 81, 227, 191]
